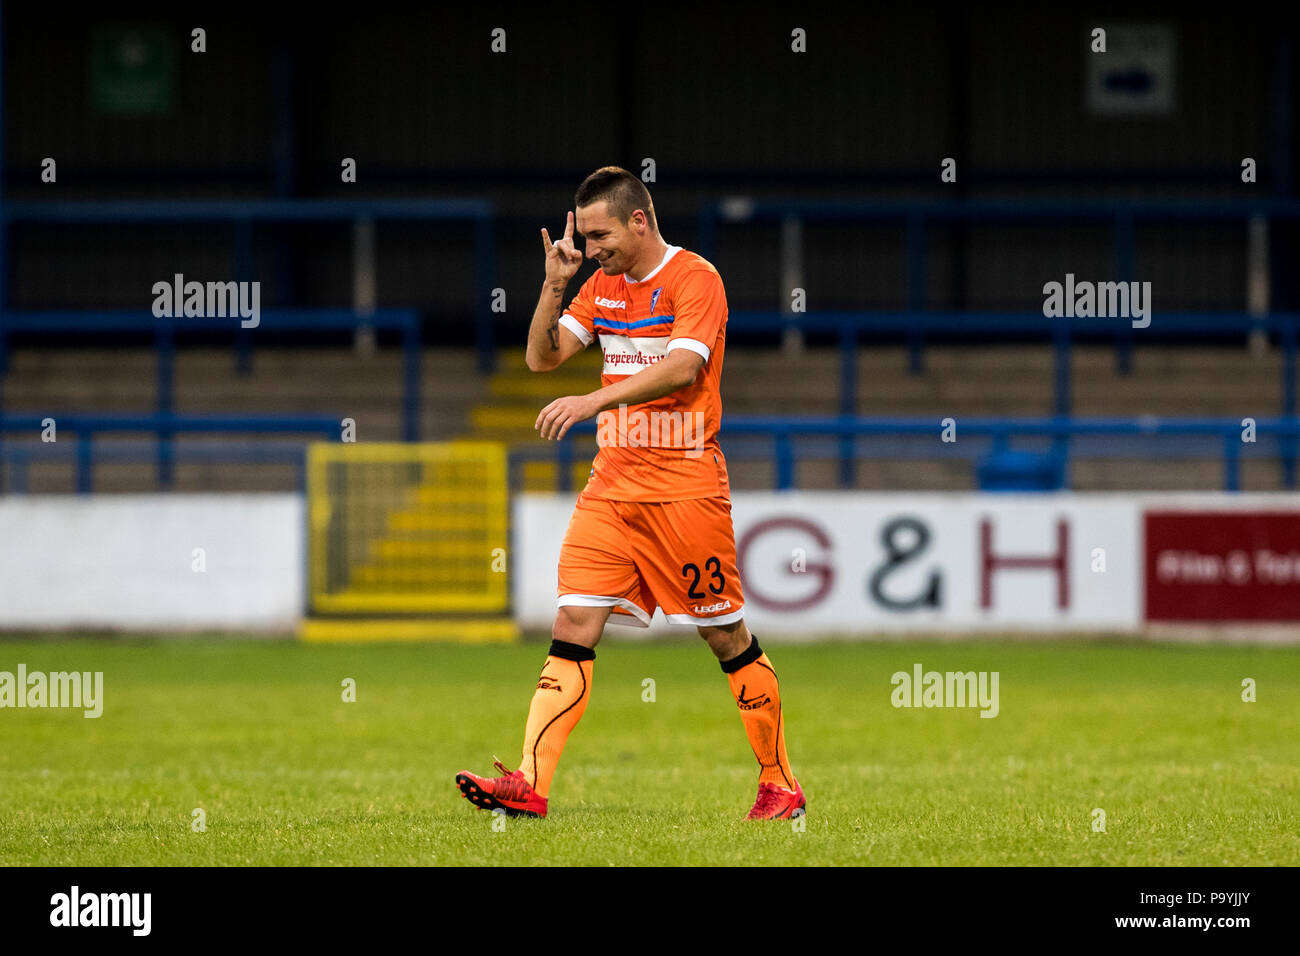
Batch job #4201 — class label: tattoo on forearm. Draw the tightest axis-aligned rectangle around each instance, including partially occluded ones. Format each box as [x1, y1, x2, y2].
[546, 286, 564, 350]
[546, 306, 561, 350]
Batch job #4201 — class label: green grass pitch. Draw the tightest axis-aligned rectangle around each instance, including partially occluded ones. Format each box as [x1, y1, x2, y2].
[0, 636, 1296, 866]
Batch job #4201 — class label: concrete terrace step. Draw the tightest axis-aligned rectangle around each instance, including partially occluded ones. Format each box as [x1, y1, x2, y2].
[5, 349, 484, 383]
[3, 342, 1291, 493]
[456, 428, 552, 445]
[471, 406, 547, 431]
[495, 350, 603, 373]
[489, 375, 597, 399]
[14, 452, 1288, 495]
[520, 460, 592, 492]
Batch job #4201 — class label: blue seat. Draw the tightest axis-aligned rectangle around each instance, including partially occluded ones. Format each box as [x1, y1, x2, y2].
[976, 450, 1065, 491]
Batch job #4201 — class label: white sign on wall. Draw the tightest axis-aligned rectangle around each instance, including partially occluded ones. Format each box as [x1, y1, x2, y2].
[1087, 23, 1177, 116]
[515, 492, 1141, 636]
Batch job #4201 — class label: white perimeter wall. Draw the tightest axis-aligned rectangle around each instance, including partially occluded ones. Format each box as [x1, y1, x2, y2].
[0, 495, 303, 631]
[6, 490, 1297, 636]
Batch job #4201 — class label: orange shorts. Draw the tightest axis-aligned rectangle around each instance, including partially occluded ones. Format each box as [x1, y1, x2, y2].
[557, 492, 746, 628]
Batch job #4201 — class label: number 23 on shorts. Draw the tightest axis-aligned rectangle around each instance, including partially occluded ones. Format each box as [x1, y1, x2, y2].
[681, 556, 725, 599]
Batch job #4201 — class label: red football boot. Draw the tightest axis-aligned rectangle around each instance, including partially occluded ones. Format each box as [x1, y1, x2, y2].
[745, 780, 807, 820]
[455, 758, 548, 818]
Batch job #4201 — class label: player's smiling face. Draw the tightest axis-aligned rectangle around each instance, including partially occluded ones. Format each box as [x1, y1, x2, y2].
[576, 201, 637, 276]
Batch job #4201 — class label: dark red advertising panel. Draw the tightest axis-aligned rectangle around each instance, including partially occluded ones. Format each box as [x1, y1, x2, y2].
[1145, 511, 1300, 621]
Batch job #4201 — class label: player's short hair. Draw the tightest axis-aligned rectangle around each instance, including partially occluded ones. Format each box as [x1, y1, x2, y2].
[575, 166, 658, 233]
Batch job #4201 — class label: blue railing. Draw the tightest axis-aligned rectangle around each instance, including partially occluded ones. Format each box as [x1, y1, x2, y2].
[699, 195, 1300, 375]
[4, 195, 1298, 402]
[8, 412, 1295, 494]
[1, 439, 315, 494]
[0, 197, 497, 372]
[724, 311, 1300, 422]
[0, 413, 340, 493]
[0, 308, 422, 442]
[549, 415, 1300, 493]
[698, 195, 1300, 320]
[5, 193, 1300, 492]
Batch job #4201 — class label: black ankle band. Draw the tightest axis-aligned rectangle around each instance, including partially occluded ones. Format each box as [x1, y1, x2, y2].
[719, 635, 762, 674]
[549, 639, 595, 662]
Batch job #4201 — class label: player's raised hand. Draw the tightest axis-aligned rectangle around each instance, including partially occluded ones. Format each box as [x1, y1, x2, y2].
[541, 210, 583, 284]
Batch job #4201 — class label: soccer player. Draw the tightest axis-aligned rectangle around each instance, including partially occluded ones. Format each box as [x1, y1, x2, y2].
[455, 167, 803, 820]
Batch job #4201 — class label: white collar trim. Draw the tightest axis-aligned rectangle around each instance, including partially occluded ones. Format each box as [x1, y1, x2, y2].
[626, 244, 681, 284]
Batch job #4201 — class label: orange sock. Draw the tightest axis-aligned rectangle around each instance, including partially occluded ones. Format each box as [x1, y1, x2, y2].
[518, 640, 594, 798]
[722, 635, 797, 790]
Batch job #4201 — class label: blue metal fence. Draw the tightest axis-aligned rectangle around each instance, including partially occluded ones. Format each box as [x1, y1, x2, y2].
[1, 439, 315, 494]
[550, 415, 1300, 493]
[0, 413, 340, 493]
[697, 195, 1300, 314]
[4, 413, 1295, 494]
[0, 197, 496, 372]
[725, 310, 1300, 424]
[2, 194, 1297, 386]
[0, 308, 422, 442]
[699, 196, 1300, 373]
[4, 195, 1300, 496]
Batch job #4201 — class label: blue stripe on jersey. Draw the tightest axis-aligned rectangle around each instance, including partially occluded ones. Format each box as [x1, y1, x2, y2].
[592, 314, 675, 332]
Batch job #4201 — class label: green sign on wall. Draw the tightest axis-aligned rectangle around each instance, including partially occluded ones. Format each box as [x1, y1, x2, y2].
[90, 25, 175, 116]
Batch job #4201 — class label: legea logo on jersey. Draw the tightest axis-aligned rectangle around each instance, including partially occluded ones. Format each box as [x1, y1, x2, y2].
[594, 296, 627, 309]
[596, 403, 707, 458]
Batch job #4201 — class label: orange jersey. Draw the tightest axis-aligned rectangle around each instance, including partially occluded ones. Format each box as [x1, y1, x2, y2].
[558, 245, 731, 501]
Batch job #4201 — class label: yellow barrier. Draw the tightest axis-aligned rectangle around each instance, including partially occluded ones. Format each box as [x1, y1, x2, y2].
[306, 442, 510, 617]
